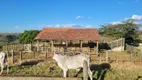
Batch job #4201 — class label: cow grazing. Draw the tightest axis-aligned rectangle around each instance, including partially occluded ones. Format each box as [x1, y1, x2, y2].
[52, 52, 92, 80]
[0, 52, 9, 75]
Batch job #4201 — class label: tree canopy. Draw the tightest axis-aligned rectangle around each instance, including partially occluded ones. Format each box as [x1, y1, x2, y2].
[19, 30, 40, 44]
[99, 19, 141, 45]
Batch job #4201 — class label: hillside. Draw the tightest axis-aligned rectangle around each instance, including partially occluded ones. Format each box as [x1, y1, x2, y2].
[0, 33, 21, 46]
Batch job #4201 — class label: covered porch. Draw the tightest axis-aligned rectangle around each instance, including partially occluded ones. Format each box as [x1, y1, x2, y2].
[34, 28, 100, 54]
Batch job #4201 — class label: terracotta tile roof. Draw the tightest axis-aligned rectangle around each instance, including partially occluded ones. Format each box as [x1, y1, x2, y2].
[34, 28, 100, 41]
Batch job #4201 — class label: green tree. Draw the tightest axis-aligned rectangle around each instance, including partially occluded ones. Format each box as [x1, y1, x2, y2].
[5, 34, 20, 44]
[99, 19, 140, 45]
[19, 30, 40, 44]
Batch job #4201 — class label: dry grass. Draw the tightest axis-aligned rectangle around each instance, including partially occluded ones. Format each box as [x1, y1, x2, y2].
[1, 51, 142, 80]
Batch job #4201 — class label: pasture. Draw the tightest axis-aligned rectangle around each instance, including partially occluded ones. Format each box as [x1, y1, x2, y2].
[0, 50, 142, 80]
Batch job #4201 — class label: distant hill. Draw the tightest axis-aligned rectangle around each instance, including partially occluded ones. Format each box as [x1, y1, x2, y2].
[0, 33, 21, 46]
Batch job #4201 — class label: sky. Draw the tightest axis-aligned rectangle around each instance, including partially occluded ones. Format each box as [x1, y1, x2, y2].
[0, 0, 142, 33]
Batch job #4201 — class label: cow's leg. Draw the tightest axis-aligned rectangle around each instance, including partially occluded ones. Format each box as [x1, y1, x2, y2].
[0, 63, 4, 75]
[6, 53, 9, 74]
[6, 62, 9, 74]
[74, 68, 81, 77]
[88, 68, 93, 80]
[63, 69, 67, 77]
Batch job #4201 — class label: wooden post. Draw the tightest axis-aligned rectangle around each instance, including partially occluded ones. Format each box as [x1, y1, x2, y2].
[44, 42, 45, 52]
[116, 54, 118, 64]
[121, 38, 124, 51]
[36, 41, 39, 52]
[11, 49, 14, 64]
[20, 51, 22, 64]
[65, 40, 68, 52]
[106, 51, 108, 63]
[80, 40, 82, 48]
[123, 38, 125, 50]
[99, 53, 102, 64]
[12, 44, 14, 50]
[96, 41, 99, 54]
[22, 43, 24, 51]
[15, 44, 17, 51]
[51, 40, 54, 52]
[83, 60, 88, 80]
[141, 50, 142, 62]
[33, 51, 35, 59]
[124, 38, 125, 46]
[80, 40, 83, 52]
[123, 38, 124, 46]
[66, 40, 68, 47]
[13, 44, 15, 50]
[45, 52, 47, 60]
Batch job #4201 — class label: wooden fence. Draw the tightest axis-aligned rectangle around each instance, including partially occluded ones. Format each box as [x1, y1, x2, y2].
[91, 50, 142, 64]
[107, 38, 125, 49]
[2, 43, 97, 54]
[4, 50, 51, 65]
[4, 49, 142, 67]
[2, 50, 91, 80]
[2, 43, 51, 52]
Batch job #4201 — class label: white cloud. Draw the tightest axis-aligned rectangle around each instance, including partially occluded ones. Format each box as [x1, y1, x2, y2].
[76, 16, 84, 19]
[85, 25, 93, 28]
[110, 15, 142, 25]
[46, 25, 54, 27]
[55, 24, 74, 28]
[45, 24, 93, 28]
[131, 15, 142, 20]
[124, 17, 129, 20]
[15, 26, 19, 29]
[110, 21, 122, 25]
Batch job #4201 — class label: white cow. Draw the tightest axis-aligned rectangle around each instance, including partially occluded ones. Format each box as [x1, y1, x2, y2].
[52, 53, 92, 80]
[0, 52, 9, 75]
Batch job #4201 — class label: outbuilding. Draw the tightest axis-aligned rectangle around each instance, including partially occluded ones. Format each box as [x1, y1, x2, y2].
[34, 28, 100, 54]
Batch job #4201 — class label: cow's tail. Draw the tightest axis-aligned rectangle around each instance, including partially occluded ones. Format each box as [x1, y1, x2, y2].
[87, 55, 93, 80]
[87, 56, 91, 68]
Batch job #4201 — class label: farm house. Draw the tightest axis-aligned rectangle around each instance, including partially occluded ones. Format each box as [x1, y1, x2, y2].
[34, 28, 100, 54]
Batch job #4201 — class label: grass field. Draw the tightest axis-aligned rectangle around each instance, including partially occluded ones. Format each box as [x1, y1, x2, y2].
[0, 51, 142, 80]
[3, 59, 142, 80]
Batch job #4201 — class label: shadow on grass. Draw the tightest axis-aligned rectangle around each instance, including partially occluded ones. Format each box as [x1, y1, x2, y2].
[0, 60, 45, 76]
[74, 63, 111, 80]
[90, 63, 111, 80]
[137, 76, 142, 80]
[20, 60, 44, 66]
